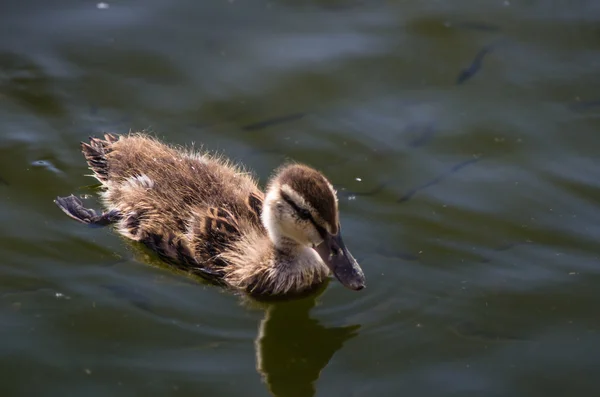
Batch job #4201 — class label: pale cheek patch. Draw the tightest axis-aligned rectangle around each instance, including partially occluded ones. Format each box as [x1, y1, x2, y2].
[281, 211, 308, 243]
[287, 216, 322, 246]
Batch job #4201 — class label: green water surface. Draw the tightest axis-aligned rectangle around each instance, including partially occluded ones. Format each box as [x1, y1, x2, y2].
[1, 0, 600, 396]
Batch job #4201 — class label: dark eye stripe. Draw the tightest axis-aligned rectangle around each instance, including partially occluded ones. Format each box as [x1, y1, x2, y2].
[280, 190, 328, 239]
[280, 191, 309, 219]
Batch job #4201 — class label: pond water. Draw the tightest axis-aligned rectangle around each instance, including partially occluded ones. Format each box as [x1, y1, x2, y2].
[1, 0, 600, 396]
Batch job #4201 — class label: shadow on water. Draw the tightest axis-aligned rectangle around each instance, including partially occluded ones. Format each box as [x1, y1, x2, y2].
[255, 294, 360, 397]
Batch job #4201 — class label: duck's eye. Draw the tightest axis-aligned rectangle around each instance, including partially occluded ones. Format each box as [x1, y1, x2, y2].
[298, 208, 311, 220]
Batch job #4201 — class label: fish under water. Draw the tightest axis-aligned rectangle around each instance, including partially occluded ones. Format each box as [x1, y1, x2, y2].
[398, 157, 480, 202]
[479, 240, 533, 263]
[456, 45, 495, 84]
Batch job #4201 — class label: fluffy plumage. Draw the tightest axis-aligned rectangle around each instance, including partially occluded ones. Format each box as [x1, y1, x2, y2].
[55, 133, 365, 296]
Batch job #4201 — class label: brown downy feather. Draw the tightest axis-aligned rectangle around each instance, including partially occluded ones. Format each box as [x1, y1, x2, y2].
[79, 133, 327, 294]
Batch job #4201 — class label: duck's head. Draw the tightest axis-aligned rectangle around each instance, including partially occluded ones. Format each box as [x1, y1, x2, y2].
[262, 164, 366, 291]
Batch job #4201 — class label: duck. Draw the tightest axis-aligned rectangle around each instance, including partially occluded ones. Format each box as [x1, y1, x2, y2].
[54, 133, 365, 296]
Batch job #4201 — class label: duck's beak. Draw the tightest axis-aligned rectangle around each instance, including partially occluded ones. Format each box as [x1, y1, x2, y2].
[314, 230, 365, 291]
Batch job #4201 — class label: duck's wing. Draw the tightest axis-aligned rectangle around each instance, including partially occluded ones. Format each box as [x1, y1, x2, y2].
[245, 191, 263, 222]
[187, 193, 266, 266]
[189, 206, 242, 261]
[192, 192, 263, 244]
[202, 207, 242, 235]
[140, 228, 227, 281]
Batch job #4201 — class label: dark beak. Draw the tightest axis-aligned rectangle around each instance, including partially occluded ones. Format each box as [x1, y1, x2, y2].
[314, 230, 365, 291]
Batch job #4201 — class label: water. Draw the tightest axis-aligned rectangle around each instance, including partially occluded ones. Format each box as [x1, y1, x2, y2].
[1, 0, 600, 395]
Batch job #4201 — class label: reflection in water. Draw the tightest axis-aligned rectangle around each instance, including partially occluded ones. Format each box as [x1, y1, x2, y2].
[255, 295, 360, 397]
[97, 272, 361, 397]
[98, 238, 360, 397]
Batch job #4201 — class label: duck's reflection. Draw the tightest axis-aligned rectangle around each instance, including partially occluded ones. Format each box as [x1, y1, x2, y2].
[254, 292, 360, 397]
[101, 249, 361, 397]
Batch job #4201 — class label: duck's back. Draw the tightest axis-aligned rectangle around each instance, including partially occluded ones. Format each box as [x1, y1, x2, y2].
[84, 133, 265, 277]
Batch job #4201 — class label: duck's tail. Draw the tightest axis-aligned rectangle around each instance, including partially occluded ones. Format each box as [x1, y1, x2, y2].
[81, 133, 119, 184]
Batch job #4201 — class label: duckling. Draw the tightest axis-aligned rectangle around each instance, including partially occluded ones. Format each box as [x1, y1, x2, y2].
[55, 133, 365, 296]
